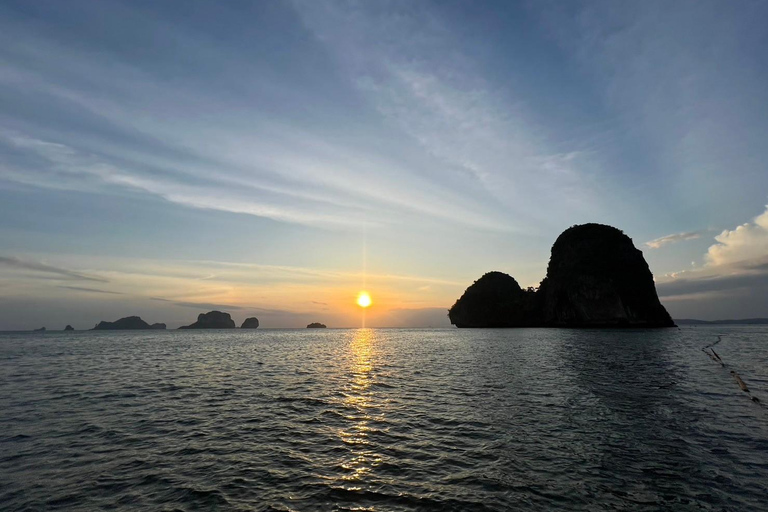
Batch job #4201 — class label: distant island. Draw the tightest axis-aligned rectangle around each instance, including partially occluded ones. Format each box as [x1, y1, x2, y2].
[92, 316, 166, 330]
[307, 322, 327, 328]
[78, 312, 262, 330]
[449, 223, 675, 328]
[34, 327, 46, 332]
[241, 317, 260, 328]
[675, 318, 768, 325]
[179, 311, 235, 329]
[64, 325, 74, 331]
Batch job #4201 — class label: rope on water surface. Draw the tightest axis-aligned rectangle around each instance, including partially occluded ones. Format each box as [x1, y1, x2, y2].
[701, 335, 724, 367]
[700, 334, 763, 406]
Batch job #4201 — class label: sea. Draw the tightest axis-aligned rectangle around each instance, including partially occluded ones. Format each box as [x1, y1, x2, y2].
[1, 326, 767, 511]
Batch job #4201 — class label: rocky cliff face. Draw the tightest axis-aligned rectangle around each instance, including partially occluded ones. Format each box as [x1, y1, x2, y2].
[540, 224, 674, 327]
[93, 316, 153, 330]
[449, 224, 675, 328]
[179, 311, 236, 329]
[241, 317, 260, 329]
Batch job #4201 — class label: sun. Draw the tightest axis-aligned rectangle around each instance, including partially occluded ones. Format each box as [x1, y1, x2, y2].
[356, 291, 372, 308]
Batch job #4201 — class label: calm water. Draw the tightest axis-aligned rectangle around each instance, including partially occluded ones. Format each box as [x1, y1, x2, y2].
[1, 327, 767, 511]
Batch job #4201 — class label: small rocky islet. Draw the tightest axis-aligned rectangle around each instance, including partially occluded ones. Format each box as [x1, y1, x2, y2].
[449, 223, 675, 328]
[307, 322, 327, 328]
[241, 317, 260, 329]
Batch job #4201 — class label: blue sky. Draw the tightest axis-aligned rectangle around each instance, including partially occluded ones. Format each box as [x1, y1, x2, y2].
[1, 0, 768, 328]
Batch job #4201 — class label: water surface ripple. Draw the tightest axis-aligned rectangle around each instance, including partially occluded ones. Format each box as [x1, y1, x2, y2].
[2, 326, 767, 511]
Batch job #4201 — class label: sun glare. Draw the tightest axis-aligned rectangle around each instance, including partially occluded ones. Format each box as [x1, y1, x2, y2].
[357, 291, 372, 308]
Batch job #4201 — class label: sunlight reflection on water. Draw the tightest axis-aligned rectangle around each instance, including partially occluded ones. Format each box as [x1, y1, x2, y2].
[339, 328, 383, 483]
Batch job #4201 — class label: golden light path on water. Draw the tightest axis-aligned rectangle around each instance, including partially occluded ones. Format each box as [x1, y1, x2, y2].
[338, 328, 384, 485]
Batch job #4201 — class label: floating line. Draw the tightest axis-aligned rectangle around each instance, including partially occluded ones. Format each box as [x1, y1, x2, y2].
[700, 334, 763, 406]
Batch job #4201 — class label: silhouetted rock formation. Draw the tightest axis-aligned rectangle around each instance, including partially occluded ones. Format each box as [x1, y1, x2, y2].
[34, 327, 46, 332]
[92, 316, 155, 330]
[179, 311, 235, 329]
[149, 323, 166, 330]
[540, 224, 674, 327]
[307, 322, 327, 328]
[64, 325, 74, 331]
[448, 272, 540, 327]
[449, 224, 675, 328]
[241, 317, 260, 329]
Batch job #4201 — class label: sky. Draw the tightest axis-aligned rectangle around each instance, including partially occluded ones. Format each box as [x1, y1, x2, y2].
[1, 0, 767, 329]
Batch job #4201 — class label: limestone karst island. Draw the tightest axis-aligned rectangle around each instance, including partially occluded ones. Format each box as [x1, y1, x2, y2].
[92, 316, 166, 330]
[88, 311, 261, 330]
[449, 223, 675, 328]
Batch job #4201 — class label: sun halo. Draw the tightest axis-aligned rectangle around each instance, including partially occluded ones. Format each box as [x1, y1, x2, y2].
[357, 291, 372, 308]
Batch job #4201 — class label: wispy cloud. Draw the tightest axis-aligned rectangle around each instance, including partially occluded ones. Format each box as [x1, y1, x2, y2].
[535, 0, 768, 221]
[292, 1, 605, 228]
[645, 231, 701, 249]
[150, 297, 244, 311]
[57, 286, 122, 295]
[188, 259, 466, 286]
[0, 256, 107, 282]
[1, 132, 368, 228]
[0, 13, 513, 235]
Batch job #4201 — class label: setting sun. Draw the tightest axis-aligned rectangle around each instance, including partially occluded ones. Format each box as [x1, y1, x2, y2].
[356, 291, 372, 308]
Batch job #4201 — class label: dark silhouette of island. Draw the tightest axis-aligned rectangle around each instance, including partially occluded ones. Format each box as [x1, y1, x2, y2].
[447, 272, 540, 327]
[449, 223, 675, 328]
[307, 322, 327, 328]
[64, 325, 74, 331]
[92, 316, 166, 330]
[241, 317, 260, 328]
[34, 326, 46, 332]
[179, 311, 235, 329]
[676, 318, 768, 325]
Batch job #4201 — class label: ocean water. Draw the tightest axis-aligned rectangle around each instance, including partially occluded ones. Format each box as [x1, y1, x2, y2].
[1, 326, 767, 511]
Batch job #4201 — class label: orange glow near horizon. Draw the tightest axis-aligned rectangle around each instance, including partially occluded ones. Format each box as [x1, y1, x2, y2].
[356, 291, 372, 308]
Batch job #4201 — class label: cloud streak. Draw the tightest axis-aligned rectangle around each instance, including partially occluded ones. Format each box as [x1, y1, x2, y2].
[0, 9, 514, 235]
[645, 231, 701, 249]
[0, 256, 107, 282]
[150, 297, 244, 311]
[292, 1, 605, 228]
[57, 286, 123, 295]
